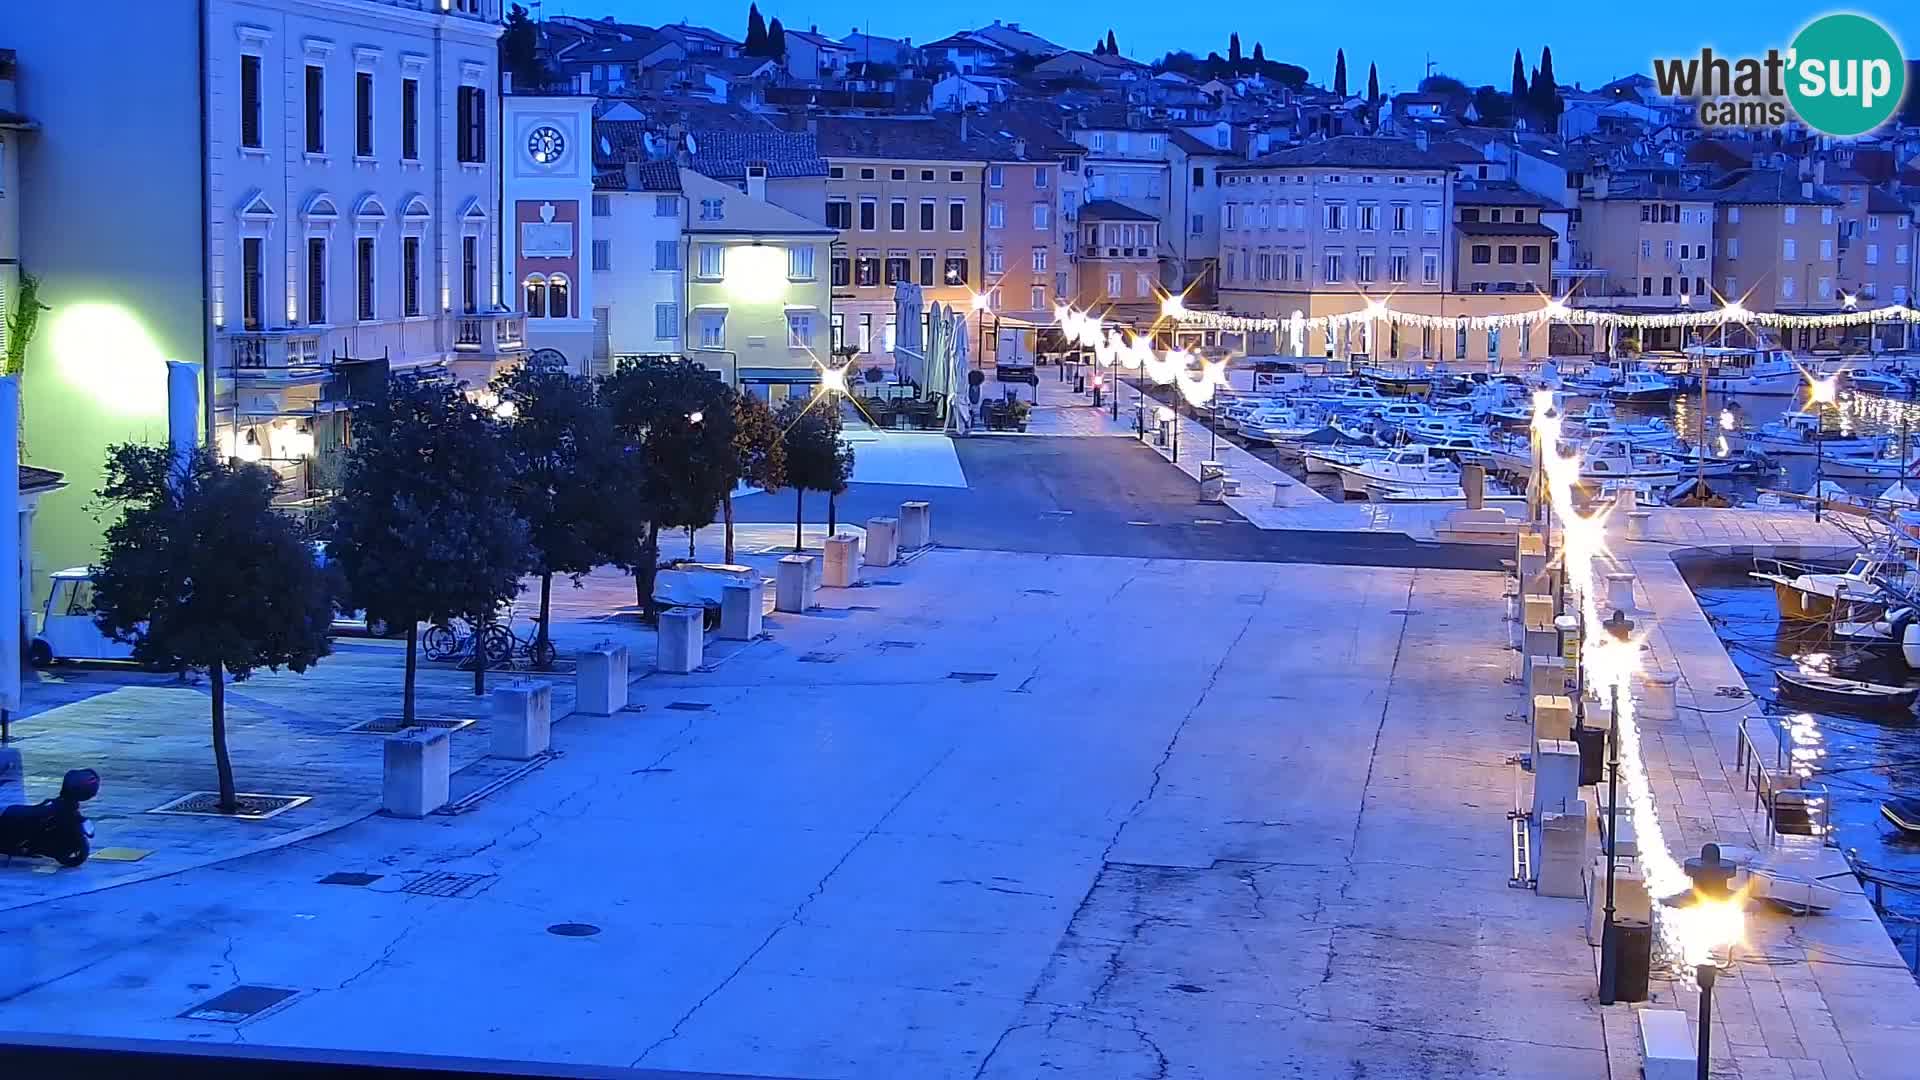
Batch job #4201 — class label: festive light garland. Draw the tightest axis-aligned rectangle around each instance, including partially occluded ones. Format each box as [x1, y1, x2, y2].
[1053, 304, 1229, 406]
[1174, 298, 1920, 338]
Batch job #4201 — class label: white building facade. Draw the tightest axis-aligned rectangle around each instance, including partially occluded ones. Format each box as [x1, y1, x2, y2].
[591, 161, 685, 372]
[500, 93, 596, 372]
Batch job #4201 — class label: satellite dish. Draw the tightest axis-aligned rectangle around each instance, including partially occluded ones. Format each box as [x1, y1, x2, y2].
[684, 132, 699, 155]
[601, 135, 614, 157]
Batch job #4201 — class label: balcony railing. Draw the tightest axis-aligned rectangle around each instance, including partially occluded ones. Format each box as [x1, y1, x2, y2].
[228, 330, 325, 375]
[453, 311, 527, 358]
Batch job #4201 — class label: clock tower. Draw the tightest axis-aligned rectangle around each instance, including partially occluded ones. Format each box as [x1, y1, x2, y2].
[502, 94, 597, 373]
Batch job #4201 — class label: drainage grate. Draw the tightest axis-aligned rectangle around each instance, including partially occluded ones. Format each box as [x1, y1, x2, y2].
[148, 792, 311, 820]
[342, 716, 476, 736]
[866, 580, 903, 587]
[182, 985, 300, 1023]
[845, 604, 881, 612]
[547, 922, 602, 937]
[947, 671, 997, 684]
[664, 701, 711, 712]
[400, 871, 497, 899]
[318, 872, 382, 887]
[798, 651, 841, 663]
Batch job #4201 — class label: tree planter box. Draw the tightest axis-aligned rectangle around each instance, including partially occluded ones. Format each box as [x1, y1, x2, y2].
[656, 607, 704, 673]
[491, 681, 552, 760]
[384, 728, 450, 818]
[721, 579, 765, 639]
[864, 518, 898, 567]
[575, 644, 629, 716]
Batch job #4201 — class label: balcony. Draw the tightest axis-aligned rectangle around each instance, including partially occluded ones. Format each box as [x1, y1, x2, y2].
[227, 329, 328, 381]
[453, 311, 527, 358]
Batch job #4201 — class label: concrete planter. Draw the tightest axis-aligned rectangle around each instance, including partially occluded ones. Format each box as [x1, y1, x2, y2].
[383, 727, 450, 818]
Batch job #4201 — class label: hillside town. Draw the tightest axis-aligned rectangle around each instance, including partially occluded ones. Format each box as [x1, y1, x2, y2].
[9, 5, 1920, 1080]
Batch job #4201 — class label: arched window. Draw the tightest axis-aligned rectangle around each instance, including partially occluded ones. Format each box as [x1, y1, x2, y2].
[523, 274, 547, 318]
[548, 274, 571, 319]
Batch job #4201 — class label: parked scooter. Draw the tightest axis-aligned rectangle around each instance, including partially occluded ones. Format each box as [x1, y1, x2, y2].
[0, 768, 99, 867]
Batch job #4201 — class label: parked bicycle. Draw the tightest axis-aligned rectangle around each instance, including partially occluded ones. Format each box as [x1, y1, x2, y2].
[422, 619, 513, 666]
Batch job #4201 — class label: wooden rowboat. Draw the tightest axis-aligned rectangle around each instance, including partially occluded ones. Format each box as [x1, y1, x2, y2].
[1881, 797, 1920, 836]
[1775, 669, 1919, 714]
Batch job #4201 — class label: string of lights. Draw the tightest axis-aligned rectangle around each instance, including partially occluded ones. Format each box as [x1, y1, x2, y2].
[1174, 297, 1920, 337]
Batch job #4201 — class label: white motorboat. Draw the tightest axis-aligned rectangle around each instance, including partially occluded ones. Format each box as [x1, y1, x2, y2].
[1236, 406, 1326, 445]
[1412, 433, 1496, 464]
[1817, 451, 1920, 481]
[1303, 443, 1389, 475]
[1301, 383, 1390, 411]
[1737, 411, 1890, 457]
[1602, 369, 1682, 402]
[1402, 416, 1492, 444]
[1566, 402, 1676, 446]
[1846, 368, 1919, 397]
[1579, 436, 1681, 486]
[1334, 445, 1461, 497]
[1751, 552, 1913, 623]
[1368, 401, 1439, 427]
[1691, 346, 1806, 396]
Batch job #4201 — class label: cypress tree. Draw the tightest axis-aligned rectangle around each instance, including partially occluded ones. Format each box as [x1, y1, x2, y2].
[1334, 49, 1348, 97]
[767, 17, 787, 61]
[1229, 33, 1242, 64]
[1511, 49, 1528, 103]
[745, 4, 767, 56]
[1367, 62, 1380, 105]
[1105, 30, 1118, 56]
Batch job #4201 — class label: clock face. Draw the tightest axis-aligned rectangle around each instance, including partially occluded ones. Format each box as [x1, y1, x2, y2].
[527, 126, 566, 165]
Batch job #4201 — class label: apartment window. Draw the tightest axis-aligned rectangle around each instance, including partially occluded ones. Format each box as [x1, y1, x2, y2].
[1035, 168, 1049, 189]
[1358, 204, 1377, 231]
[355, 72, 374, 157]
[306, 238, 327, 324]
[987, 201, 1005, 229]
[1818, 276, 1832, 300]
[1032, 247, 1047, 272]
[549, 276, 571, 318]
[1323, 253, 1343, 282]
[1223, 204, 1236, 231]
[949, 201, 966, 231]
[1784, 207, 1797, 225]
[1455, 326, 1468, 357]
[304, 65, 325, 153]
[889, 168, 906, 181]
[1727, 238, 1741, 259]
[524, 276, 546, 318]
[1522, 246, 1541, 265]
[917, 199, 935, 231]
[1783, 238, 1797, 260]
[860, 167, 876, 180]
[1661, 276, 1674, 296]
[1389, 251, 1408, 283]
[829, 166, 845, 179]
[920, 169, 935, 181]
[1695, 276, 1706, 296]
[1191, 214, 1204, 236]
[884, 198, 904, 231]
[919, 255, 935, 286]
[1391, 205, 1409, 232]
[949, 170, 964, 182]
[1471, 244, 1491, 265]
[988, 165, 1004, 188]
[592, 194, 611, 217]
[826, 199, 852, 229]
[858, 313, 873, 352]
[1820, 239, 1833, 260]
[655, 240, 680, 270]
[885, 252, 910, 284]
[787, 311, 813, 348]
[1422, 203, 1440, 232]
[1325, 204, 1345, 230]
[855, 254, 879, 287]
[789, 246, 815, 279]
[1900, 244, 1912, 265]
[1034, 203, 1050, 229]
[831, 256, 850, 286]
[1642, 276, 1653, 296]
[396, 235, 419, 316]
[830, 312, 845, 350]
[859, 198, 877, 230]
[1821, 207, 1834, 225]
[944, 257, 969, 285]
[1782, 276, 1796, 299]
[655, 303, 679, 340]
[699, 311, 726, 348]
[1727, 207, 1741, 224]
[1422, 250, 1439, 284]
[462, 236, 478, 314]
[1356, 252, 1375, 282]
[356, 237, 375, 320]
[401, 77, 419, 160]
[1497, 245, 1517, 264]
[986, 248, 1004, 275]
[1460, 208, 1480, 222]
[241, 237, 264, 330]
[240, 54, 262, 149]
[1106, 271, 1122, 295]
[456, 86, 486, 163]
[1641, 240, 1652, 259]
[591, 239, 611, 273]
[699, 198, 724, 222]
[1664, 240, 1676, 260]
[697, 244, 725, 279]
[1031, 285, 1046, 310]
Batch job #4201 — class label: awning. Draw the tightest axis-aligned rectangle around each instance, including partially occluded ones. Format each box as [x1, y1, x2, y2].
[737, 367, 822, 385]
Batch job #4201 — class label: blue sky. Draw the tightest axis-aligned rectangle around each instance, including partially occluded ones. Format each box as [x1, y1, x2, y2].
[541, 2, 1919, 94]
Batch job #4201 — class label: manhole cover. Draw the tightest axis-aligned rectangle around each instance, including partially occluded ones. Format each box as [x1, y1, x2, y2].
[664, 701, 711, 712]
[318, 872, 382, 887]
[148, 792, 311, 820]
[182, 985, 300, 1023]
[547, 922, 602, 937]
[948, 671, 997, 684]
[798, 651, 841, 663]
[400, 871, 497, 898]
[342, 716, 476, 735]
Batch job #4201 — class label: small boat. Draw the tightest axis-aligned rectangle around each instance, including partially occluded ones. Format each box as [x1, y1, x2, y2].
[1334, 445, 1461, 497]
[1358, 365, 1435, 396]
[1236, 406, 1325, 445]
[1737, 411, 1890, 457]
[1846, 368, 1919, 397]
[1751, 552, 1906, 622]
[1775, 668, 1919, 714]
[1580, 437, 1681, 486]
[1603, 369, 1682, 402]
[1816, 451, 1920, 481]
[1881, 797, 1920, 835]
[1691, 346, 1806, 396]
[1302, 443, 1388, 475]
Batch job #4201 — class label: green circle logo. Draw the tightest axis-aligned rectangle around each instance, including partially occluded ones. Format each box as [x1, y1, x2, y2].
[1787, 14, 1906, 137]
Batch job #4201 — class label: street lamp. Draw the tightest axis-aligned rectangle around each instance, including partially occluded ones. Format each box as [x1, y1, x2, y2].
[1676, 844, 1743, 1080]
[1597, 606, 1634, 1005]
[1807, 373, 1839, 523]
[1155, 404, 1174, 454]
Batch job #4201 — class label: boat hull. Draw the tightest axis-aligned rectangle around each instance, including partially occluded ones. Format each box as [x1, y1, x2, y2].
[1703, 372, 1804, 395]
[1775, 670, 1919, 714]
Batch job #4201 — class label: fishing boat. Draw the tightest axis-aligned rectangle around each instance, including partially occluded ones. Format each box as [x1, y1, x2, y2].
[1816, 451, 1920, 481]
[1302, 443, 1389, 475]
[1566, 401, 1677, 446]
[1236, 406, 1326, 445]
[1848, 369, 1920, 397]
[1333, 444, 1461, 497]
[1737, 411, 1890, 457]
[1881, 797, 1920, 835]
[1750, 552, 1909, 622]
[1358, 365, 1435, 396]
[1301, 383, 1390, 411]
[1775, 668, 1919, 714]
[1691, 345, 1806, 396]
[1579, 437, 1681, 486]
[1603, 369, 1683, 402]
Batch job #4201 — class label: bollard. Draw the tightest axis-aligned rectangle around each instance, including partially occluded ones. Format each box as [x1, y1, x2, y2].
[1523, 593, 1555, 628]
[1198, 461, 1226, 504]
[1532, 738, 1581, 821]
[491, 681, 552, 760]
[575, 644, 629, 716]
[1606, 572, 1636, 615]
[898, 501, 931, 549]
[1625, 510, 1652, 541]
[720, 579, 765, 640]
[1273, 480, 1290, 507]
[1639, 670, 1680, 722]
[864, 517, 899, 567]
[1638, 1010, 1695, 1080]
[1462, 462, 1486, 511]
[656, 606, 704, 674]
[383, 727, 450, 819]
[775, 555, 814, 613]
[823, 534, 860, 587]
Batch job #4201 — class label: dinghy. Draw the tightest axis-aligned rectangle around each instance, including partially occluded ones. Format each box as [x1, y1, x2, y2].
[1775, 669, 1919, 714]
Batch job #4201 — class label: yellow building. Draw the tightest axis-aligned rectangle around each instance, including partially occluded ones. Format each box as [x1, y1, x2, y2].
[1709, 169, 1843, 347]
[679, 168, 836, 402]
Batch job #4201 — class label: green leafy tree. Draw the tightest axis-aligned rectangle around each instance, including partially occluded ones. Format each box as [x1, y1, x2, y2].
[767, 17, 787, 62]
[745, 4, 768, 56]
[600, 357, 737, 615]
[494, 358, 644, 665]
[91, 445, 334, 811]
[1333, 48, 1347, 97]
[330, 376, 530, 724]
[500, 4, 549, 90]
[777, 394, 854, 551]
[1472, 84, 1515, 126]
[725, 393, 786, 563]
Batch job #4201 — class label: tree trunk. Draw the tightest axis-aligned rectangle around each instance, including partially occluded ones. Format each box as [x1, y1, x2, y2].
[210, 661, 237, 812]
[795, 487, 804, 552]
[535, 573, 554, 669]
[638, 522, 661, 620]
[723, 490, 736, 563]
[403, 622, 419, 726]
[688, 526, 696, 559]
[828, 491, 837, 537]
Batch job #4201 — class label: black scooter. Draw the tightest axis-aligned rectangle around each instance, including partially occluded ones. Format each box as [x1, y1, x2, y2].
[1, 768, 99, 867]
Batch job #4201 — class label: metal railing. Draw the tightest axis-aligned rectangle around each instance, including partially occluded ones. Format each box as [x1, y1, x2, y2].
[228, 330, 324, 371]
[1735, 714, 1833, 846]
[452, 313, 527, 357]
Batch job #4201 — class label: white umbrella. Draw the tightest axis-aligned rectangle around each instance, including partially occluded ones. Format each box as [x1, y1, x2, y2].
[947, 307, 973, 435]
[892, 282, 923, 383]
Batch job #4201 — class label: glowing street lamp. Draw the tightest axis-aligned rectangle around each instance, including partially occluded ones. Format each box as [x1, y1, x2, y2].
[1807, 373, 1840, 523]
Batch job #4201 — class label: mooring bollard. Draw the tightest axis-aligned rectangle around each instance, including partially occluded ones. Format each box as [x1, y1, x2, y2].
[1625, 510, 1652, 541]
[656, 607, 704, 674]
[575, 644, 629, 716]
[720, 579, 765, 640]
[1606, 572, 1637, 614]
[775, 555, 813, 614]
[1639, 670, 1679, 721]
[383, 727, 450, 819]
[491, 681, 552, 760]
[823, 534, 860, 587]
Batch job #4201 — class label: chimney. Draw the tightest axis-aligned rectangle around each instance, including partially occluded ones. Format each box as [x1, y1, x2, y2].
[1009, 22, 1021, 30]
[1814, 159, 1826, 185]
[747, 164, 768, 201]
[625, 162, 644, 190]
[1013, 137, 1027, 159]
[1413, 129, 1429, 151]
[960, 110, 970, 142]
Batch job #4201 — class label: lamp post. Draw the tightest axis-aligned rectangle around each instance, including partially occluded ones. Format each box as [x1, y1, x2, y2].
[1808, 373, 1839, 523]
[1598, 607, 1634, 1005]
[1680, 843, 1740, 1080]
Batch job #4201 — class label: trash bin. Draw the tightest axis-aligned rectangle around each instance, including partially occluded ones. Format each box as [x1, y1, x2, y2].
[1572, 724, 1606, 786]
[1611, 916, 1653, 1003]
[1199, 461, 1227, 504]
